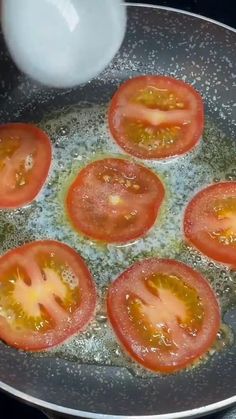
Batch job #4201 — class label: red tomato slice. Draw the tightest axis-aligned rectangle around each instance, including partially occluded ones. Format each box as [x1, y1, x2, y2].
[66, 158, 165, 244]
[0, 240, 96, 351]
[184, 182, 236, 268]
[0, 123, 52, 209]
[108, 75, 204, 159]
[107, 258, 220, 373]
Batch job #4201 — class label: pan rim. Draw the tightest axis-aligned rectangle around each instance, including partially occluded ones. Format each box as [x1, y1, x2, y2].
[130, 2, 236, 34]
[0, 3, 235, 418]
[0, 382, 236, 418]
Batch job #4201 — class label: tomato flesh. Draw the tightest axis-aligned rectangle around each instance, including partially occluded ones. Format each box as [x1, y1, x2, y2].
[0, 241, 96, 350]
[128, 273, 204, 350]
[66, 158, 165, 244]
[0, 123, 52, 209]
[107, 258, 220, 373]
[109, 76, 204, 159]
[184, 182, 236, 267]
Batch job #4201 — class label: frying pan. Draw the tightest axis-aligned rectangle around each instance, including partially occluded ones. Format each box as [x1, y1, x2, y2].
[0, 3, 235, 419]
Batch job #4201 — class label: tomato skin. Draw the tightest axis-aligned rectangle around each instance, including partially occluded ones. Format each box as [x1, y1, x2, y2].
[66, 158, 165, 244]
[107, 258, 220, 373]
[108, 75, 204, 159]
[0, 123, 52, 209]
[0, 240, 97, 351]
[184, 182, 236, 268]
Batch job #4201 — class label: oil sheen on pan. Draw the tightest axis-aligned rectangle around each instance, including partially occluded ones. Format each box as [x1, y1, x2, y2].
[0, 100, 234, 377]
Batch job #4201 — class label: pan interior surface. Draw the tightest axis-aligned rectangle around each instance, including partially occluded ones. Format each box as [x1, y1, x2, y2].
[0, 5, 235, 418]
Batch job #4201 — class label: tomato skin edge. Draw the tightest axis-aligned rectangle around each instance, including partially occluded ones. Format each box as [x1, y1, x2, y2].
[108, 75, 204, 160]
[107, 258, 221, 373]
[0, 240, 97, 351]
[184, 182, 236, 269]
[66, 157, 165, 244]
[0, 123, 52, 209]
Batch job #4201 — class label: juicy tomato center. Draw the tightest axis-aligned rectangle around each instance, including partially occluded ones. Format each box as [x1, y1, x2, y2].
[124, 122, 182, 151]
[123, 86, 188, 151]
[0, 136, 20, 163]
[97, 166, 143, 194]
[0, 135, 35, 191]
[132, 87, 185, 111]
[127, 273, 204, 351]
[94, 166, 146, 225]
[209, 197, 236, 246]
[0, 253, 80, 332]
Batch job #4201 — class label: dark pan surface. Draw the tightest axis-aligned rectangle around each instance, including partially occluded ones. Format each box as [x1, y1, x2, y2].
[0, 4, 235, 418]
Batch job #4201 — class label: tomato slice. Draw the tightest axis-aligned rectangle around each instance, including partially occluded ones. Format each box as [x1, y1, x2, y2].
[66, 158, 165, 244]
[184, 182, 236, 268]
[108, 75, 204, 159]
[0, 123, 52, 209]
[0, 240, 96, 351]
[107, 258, 220, 373]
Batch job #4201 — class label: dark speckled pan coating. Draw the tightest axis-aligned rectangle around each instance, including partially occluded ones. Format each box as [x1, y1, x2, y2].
[0, 5, 235, 419]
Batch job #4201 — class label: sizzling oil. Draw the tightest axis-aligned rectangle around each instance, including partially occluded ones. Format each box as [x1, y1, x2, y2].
[0, 102, 235, 377]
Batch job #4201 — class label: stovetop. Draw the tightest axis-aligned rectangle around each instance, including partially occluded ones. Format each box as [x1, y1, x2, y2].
[0, 1, 235, 418]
